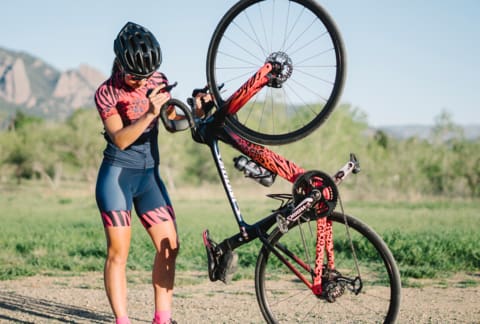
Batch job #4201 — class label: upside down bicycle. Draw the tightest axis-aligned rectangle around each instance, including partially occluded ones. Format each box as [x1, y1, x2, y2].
[160, 0, 401, 323]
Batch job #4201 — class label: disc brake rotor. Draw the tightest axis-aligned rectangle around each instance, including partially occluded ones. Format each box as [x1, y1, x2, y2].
[266, 51, 293, 88]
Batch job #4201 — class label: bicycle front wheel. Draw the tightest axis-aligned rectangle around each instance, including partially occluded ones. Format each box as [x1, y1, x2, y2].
[207, 0, 346, 145]
[255, 212, 401, 323]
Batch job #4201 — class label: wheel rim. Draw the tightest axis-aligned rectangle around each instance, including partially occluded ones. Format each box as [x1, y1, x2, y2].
[207, 0, 346, 145]
[255, 213, 400, 323]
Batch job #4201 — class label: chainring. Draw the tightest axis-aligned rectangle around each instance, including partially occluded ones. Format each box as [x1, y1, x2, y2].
[292, 170, 338, 219]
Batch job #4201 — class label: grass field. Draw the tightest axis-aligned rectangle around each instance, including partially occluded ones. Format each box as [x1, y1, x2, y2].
[1, 182, 479, 287]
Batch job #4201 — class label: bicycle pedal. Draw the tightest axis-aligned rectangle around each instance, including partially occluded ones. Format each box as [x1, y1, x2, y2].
[202, 230, 220, 282]
[202, 229, 219, 251]
[218, 249, 238, 284]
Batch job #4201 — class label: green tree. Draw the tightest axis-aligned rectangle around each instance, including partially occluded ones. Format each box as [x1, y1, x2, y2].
[2, 130, 37, 183]
[63, 109, 105, 183]
[431, 110, 463, 144]
[11, 110, 43, 131]
[451, 140, 480, 197]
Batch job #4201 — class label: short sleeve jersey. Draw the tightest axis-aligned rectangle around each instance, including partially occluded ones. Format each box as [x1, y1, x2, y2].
[95, 71, 168, 169]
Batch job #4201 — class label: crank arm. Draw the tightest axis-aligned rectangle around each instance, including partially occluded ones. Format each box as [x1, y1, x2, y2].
[333, 153, 360, 185]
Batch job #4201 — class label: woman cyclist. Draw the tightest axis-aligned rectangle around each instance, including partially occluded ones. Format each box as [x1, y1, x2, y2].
[94, 21, 192, 324]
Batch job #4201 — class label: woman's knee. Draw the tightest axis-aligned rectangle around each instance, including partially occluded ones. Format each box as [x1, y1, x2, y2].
[148, 221, 178, 251]
[157, 234, 179, 261]
[169, 240, 180, 259]
[106, 247, 129, 266]
[104, 227, 131, 266]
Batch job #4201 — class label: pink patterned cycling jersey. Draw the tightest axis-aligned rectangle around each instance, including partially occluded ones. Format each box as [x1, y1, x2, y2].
[94, 71, 168, 129]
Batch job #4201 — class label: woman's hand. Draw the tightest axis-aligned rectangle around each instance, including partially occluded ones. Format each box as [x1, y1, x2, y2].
[194, 92, 214, 118]
[147, 84, 171, 117]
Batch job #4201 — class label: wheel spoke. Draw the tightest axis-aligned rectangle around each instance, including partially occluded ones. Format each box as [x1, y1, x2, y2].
[207, 0, 345, 145]
[255, 212, 401, 323]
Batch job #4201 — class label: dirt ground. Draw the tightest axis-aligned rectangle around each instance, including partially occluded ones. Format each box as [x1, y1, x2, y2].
[0, 271, 479, 324]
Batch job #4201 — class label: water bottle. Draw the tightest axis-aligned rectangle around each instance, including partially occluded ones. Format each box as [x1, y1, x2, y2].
[233, 155, 276, 187]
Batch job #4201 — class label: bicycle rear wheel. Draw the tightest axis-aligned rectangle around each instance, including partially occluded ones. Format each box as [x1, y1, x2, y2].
[207, 0, 346, 145]
[255, 212, 401, 323]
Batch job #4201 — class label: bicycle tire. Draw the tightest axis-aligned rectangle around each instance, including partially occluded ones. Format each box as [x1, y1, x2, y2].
[255, 212, 401, 323]
[206, 0, 346, 145]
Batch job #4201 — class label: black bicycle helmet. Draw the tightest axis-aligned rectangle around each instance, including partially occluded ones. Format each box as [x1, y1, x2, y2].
[113, 21, 162, 77]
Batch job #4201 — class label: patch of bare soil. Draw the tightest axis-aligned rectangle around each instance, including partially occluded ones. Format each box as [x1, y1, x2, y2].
[0, 271, 479, 323]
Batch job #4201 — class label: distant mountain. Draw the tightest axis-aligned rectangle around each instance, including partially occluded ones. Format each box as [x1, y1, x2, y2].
[1, 46, 479, 141]
[377, 125, 480, 141]
[0, 46, 105, 121]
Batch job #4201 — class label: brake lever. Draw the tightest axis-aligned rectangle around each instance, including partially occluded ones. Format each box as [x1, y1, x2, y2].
[191, 83, 224, 97]
[188, 83, 224, 117]
[163, 81, 178, 92]
[146, 81, 178, 97]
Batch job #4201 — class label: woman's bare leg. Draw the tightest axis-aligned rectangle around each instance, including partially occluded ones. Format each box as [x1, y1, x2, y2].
[147, 220, 179, 314]
[104, 226, 132, 319]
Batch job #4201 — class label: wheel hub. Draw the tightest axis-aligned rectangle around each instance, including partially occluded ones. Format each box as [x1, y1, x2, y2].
[265, 51, 293, 88]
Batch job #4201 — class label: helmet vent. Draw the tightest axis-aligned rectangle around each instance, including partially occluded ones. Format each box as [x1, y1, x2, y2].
[113, 21, 162, 77]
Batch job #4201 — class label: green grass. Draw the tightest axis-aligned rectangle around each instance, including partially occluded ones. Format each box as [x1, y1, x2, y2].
[344, 200, 480, 280]
[1, 182, 479, 283]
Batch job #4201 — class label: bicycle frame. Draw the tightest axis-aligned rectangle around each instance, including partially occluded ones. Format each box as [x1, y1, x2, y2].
[185, 62, 359, 295]
[156, 1, 400, 320]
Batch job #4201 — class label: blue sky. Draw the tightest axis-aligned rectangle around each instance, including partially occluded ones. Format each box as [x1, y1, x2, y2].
[2, 0, 479, 126]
